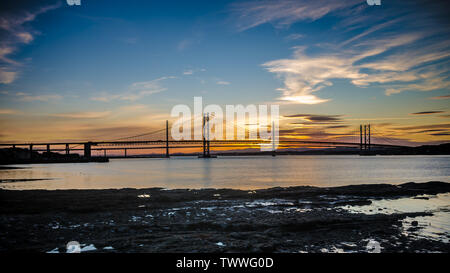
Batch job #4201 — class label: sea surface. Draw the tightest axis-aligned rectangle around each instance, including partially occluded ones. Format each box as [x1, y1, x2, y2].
[0, 155, 449, 190]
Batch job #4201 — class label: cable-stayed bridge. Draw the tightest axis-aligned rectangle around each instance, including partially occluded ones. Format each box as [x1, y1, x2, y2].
[0, 116, 409, 158]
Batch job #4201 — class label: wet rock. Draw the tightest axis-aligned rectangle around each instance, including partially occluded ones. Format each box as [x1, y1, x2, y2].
[117, 227, 128, 232]
[1, 181, 449, 252]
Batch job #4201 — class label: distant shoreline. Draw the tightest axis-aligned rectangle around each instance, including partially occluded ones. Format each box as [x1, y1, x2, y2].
[1, 152, 449, 165]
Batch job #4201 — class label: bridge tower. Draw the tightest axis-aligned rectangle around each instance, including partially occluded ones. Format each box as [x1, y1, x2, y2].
[360, 125, 363, 150]
[364, 125, 367, 150]
[166, 120, 170, 158]
[206, 113, 210, 156]
[199, 113, 215, 158]
[360, 124, 372, 153]
[272, 120, 276, 157]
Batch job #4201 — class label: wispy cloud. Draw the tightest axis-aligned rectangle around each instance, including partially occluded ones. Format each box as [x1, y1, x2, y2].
[0, 108, 22, 115]
[216, 80, 231, 85]
[177, 39, 193, 51]
[182, 68, 206, 76]
[16, 92, 62, 102]
[430, 132, 450, 136]
[284, 113, 342, 123]
[392, 123, 450, 131]
[0, 2, 61, 84]
[263, 30, 450, 103]
[263, 46, 361, 104]
[230, 0, 361, 32]
[236, 0, 450, 103]
[285, 33, 304, 41]
[91, 76, 175, 102]
[0, 68, 17, 84]
[429, 94, 450, 100]
[49, 111, 111, 119]
[410, 111, 445, 115]
[325, 125, 350, 129]
[118, 104, 148, 112]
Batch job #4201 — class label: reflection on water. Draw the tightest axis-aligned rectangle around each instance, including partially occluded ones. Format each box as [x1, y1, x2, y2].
[0, 155, 449, 190]
[341, 193, 450, 243]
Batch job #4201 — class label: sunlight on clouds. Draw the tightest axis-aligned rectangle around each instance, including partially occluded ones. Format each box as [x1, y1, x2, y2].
[263, 47, 363, 104]
[281, 95, 329, 104]
[234, 0, 450, 104]
[263, 32, 450, 103]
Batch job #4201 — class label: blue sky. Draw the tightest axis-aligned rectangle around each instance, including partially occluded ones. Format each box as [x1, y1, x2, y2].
[0, 0, 449, 144]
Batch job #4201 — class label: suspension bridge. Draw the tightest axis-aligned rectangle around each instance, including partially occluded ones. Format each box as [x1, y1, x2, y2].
[0, 115, 409, 159]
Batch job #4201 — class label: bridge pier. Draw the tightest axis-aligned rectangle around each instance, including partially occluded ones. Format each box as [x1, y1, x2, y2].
[29, 144, 33, 159]
[84, 142, 92, 158]
[65, 144, 70, 155]
[124, 148, 127, 157]
[46, 144, 50, 154]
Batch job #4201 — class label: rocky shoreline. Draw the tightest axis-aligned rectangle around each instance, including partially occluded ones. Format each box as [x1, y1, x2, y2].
[1, 182, 449, 253]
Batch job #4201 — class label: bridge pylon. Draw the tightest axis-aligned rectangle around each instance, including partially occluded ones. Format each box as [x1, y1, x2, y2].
[199, 113, 216, 158]
[360, 124, 374, 155]
[165, 120, 170, 158]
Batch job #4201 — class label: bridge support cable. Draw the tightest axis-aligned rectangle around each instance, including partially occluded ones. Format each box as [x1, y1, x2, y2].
[371, 127, 404, 147]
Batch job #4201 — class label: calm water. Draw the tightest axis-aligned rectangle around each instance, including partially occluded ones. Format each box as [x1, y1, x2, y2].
[1, 155, 449, 190]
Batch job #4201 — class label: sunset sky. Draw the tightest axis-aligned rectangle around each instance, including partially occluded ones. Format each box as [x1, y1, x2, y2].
[0, 0, 449, 147]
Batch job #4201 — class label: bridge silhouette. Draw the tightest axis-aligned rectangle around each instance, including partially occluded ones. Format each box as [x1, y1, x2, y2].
[0, 116, 408, 158]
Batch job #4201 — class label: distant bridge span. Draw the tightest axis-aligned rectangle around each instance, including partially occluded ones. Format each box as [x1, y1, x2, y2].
[0, 139, 407, 148]
[0, 121, 408, 158]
